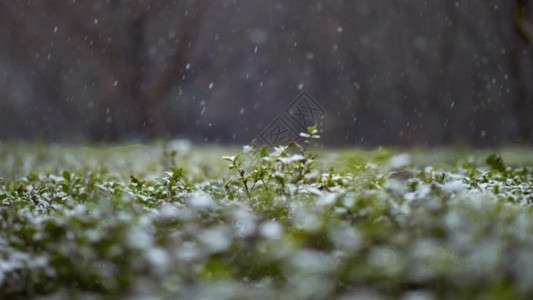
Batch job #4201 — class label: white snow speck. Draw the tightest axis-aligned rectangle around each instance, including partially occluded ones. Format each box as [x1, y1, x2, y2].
[113, 80, 118, 87]
[208, 82, 214, 89]
[298, 83, 304, 90]
[240, 108, 245, 115]
[337, 26, 343, 33]
[94, 18, 98, 25]
[185, 63, 190, 70]
[53, 26, 58, 33]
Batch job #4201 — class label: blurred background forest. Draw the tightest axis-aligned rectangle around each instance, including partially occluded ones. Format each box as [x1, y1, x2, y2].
[1, 0, 532, 146]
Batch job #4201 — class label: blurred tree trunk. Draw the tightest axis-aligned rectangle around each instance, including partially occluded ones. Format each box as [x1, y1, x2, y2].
[4, 0, 208, 141]
[513, 0, 533, 142]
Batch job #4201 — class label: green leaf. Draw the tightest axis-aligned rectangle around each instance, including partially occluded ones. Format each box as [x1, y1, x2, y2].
[486, 154, 506, 173]
[222, 155, 240, 162]
[307, 124, 318, 134]
[130, 175, 140, 184]
[62, 170, 71, 182]
[170, 167, 184, 178]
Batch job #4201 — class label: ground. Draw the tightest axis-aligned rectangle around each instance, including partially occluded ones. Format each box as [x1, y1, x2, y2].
[1, 138, 533, 299]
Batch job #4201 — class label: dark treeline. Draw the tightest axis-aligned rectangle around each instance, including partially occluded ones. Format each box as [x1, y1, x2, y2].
[1, 0, 532, 146]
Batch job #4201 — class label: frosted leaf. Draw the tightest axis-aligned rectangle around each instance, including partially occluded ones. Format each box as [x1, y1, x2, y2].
[222, 155, 238, 162]
[158, 203, 180, 219]
[295, 213, 322, 233]
[260, 221, 282, 239]
[330, 226, 362, 251]
[442, 180, 465, 193]
[128, 227, 153, 249]
[388, 154, 411, 168]
[291, 249, 336, 273]
[198, 226, 231, 253]
[317, 193, 336, 206]
[368, 247, 403, 275]
[168, 139, 192, 153]
[278, 154, 304, 164]
[145, 247, 171, 273]
[400, 290, 436, 300]
[177, 242, 198, 261]
[233, 208, 256, 238]
[307, 187, 323, 197]
[187, 191, 215, 209]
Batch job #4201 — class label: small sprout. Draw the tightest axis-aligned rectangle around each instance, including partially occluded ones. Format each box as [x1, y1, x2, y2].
[486, 154, 506, 173]
[222, 155, 240, 163]
[130, 175, 140, 184]
[170, 167, 184, 178]
[307, 124, 318, 134]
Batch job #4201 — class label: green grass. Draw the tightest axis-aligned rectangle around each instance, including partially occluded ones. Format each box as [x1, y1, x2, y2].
[1, 136, 533, 299]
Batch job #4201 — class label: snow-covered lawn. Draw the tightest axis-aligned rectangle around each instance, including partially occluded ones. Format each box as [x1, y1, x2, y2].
[1, 140, 532, 299]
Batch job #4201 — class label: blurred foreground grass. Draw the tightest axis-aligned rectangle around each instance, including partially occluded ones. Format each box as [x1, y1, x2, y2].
[1, 140, 533, 299]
